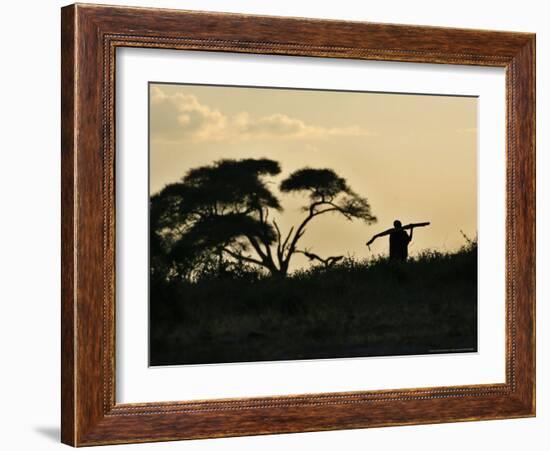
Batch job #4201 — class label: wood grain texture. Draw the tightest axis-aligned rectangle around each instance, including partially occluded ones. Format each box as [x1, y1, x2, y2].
[61, 3, 536, 446]
[61, 5, 76, 446]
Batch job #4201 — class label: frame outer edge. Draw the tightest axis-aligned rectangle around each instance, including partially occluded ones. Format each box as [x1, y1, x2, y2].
[514, 35, 536, 415]
[531, 34, 536, 417]
[61, 4, 77, 447]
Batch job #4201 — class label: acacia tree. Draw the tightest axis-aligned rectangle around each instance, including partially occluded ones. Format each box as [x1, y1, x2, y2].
[151, 158, 376, 280]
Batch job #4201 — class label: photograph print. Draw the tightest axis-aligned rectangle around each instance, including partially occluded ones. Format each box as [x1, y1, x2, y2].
[148, 82, 478, 366]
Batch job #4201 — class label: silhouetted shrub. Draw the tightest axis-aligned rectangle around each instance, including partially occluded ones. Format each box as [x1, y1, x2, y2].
[150, 242, 477, 365]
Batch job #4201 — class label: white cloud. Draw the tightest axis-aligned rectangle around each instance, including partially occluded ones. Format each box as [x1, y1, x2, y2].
[150, 86, 372, 142]
[150, 87, 227, 141]
[234, 112, 370, 140]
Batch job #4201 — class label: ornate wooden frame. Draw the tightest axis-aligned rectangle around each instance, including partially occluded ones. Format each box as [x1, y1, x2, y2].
[61, 3, 536, 446]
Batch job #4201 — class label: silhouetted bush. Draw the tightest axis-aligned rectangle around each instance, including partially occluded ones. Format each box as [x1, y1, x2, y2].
[150, 241, 477, 365]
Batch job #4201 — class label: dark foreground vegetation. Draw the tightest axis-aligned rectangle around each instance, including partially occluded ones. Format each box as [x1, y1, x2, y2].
[150, 241, 477, 366]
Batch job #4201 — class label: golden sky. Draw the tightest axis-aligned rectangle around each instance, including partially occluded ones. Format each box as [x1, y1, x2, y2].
[149, 83, 477, 271]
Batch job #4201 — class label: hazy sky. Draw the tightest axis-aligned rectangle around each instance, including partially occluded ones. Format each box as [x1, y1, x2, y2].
[149, 83, 477, 271]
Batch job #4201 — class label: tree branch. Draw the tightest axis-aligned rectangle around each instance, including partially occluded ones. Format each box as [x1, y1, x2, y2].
[322, 202, 353, 219]
[296, 249, 344, 268]
[245, 234, 279, 273]
[282, 199, 356, 268]
[281, 226, 294, 254]
[246, 235, 268, 260]
[273, 220, 283, 263]
[283, 210, 317, 266]
[222, 247, 265, 267]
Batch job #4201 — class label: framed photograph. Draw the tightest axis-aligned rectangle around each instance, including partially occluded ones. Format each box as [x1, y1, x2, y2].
[61, 3, 535, 446]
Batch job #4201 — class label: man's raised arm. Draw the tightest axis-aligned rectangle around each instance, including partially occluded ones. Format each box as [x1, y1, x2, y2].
[366, 227, 395, 247]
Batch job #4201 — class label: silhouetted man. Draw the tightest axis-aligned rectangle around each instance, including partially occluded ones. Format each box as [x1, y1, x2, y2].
[366, 220, 428, 260]
[389, 220, 412, 261]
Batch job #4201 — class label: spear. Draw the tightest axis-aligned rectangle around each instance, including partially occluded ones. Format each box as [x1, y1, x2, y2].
[366, 222, 430, 249]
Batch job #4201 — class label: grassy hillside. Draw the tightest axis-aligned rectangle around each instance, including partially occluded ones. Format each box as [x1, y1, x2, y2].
[150, 242, 477, 366]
